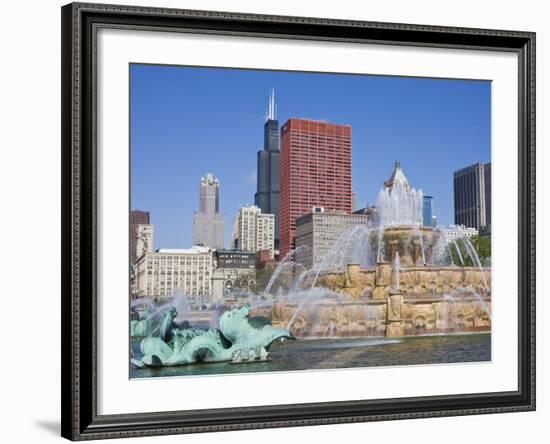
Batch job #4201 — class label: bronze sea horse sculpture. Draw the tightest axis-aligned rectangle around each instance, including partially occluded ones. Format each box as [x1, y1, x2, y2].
[132, 305, 295, 367]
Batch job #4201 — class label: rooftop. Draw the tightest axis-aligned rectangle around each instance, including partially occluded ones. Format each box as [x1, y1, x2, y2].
[155, 246, 212, 254]
[201, 173, 219, 184]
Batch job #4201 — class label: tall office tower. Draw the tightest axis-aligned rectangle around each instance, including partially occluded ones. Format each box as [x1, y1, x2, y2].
[279, 118, 352, 258]
[453, 162, 491, 230]
[256, 213, 275, 256]
[130, 209, 150, 264]
[192, 173, 225, 249]
[422, 195, 434, 227]
[232, 205, 275, 258]
[254, 90, 280, 250]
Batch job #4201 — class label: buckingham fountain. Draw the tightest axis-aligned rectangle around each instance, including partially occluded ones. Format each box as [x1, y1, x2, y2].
[130, 161, 491, 369]
[251, 161, 491, 338]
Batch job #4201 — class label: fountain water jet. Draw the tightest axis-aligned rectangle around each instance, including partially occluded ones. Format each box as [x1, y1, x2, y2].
[263, 249, 294, 297]
[391, 252, 401, 291]
[461, 237, 490, 294]
[452, 239, 465, 266]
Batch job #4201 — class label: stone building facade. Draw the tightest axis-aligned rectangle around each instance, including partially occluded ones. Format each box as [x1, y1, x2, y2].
[211, 250, 257, 303]
[439, 224, 479, 240]
[135, 247, 214, 302]
[295, 208, 370, 270]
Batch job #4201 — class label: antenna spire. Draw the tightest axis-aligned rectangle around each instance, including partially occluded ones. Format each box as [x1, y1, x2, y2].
[267, 88, 276, 121]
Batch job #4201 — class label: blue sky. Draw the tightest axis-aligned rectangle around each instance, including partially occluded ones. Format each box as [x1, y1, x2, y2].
[130, 64, 491, 250]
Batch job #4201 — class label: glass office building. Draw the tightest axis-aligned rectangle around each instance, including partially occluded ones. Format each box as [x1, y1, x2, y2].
[422, 195, 433, 227]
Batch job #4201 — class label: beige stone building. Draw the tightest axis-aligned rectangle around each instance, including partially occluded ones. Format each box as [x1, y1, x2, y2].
[295, 208, 370, 270]
[134, 246, 214, 302]
[211, 249, 257, 303]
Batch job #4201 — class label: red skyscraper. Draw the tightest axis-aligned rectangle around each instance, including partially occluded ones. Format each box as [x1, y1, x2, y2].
[279, 118, 352, 258]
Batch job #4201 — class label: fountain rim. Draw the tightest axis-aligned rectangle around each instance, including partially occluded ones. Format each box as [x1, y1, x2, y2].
[380, 224, 434, 232]
[320, 264, 491, 274]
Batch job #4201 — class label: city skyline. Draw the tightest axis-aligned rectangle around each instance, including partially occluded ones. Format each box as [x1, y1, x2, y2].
[130, 64, 491, 250]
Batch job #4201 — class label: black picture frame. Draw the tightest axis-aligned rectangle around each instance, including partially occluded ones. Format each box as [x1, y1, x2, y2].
[61, 2, 536, 440]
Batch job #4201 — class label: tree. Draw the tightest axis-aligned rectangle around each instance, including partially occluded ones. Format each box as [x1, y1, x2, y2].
[446, 235, 491, 267]
[470, 235, 491, 266]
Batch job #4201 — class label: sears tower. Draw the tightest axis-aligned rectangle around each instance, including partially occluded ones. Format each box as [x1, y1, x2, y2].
[255, 90, 280, 250]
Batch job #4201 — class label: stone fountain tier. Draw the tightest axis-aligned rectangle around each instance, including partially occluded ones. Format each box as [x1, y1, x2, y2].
[318, 263, 491, 300]
[250, 261, 491, 338]
[250, 290, 491, 338]
[378, 224, 436, 267]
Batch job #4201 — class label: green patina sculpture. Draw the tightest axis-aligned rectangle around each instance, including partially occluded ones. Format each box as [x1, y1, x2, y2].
[130, 319, 153, 337]
[130, 304, 156, 337]
[132, 305, 295, 367]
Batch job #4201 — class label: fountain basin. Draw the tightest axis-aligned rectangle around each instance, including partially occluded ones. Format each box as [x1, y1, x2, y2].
[250, 259, 491, 338]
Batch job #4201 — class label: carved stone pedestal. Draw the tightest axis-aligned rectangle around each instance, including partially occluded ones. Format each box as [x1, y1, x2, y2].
[373, 262, 391, 299]
[386, 321, 405, 337]
[434, 301, 451, 329]
[385, 290, 404, 337]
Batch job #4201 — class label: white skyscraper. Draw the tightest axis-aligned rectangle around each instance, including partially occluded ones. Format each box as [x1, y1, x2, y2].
[192, 173, 225, 249]
[256, 213, 275, 254]
[232, 205, 275, 257]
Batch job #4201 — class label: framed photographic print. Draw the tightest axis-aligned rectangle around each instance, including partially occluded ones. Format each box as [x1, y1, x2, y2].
[61, 2, 536, 440]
